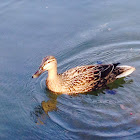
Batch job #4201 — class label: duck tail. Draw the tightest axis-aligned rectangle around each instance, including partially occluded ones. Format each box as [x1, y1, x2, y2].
[115, 65, 136, 78]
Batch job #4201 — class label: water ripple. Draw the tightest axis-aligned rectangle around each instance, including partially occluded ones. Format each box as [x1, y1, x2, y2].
[38, 40, 140, 138]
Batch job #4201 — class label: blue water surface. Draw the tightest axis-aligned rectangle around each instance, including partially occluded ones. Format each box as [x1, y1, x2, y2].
[0, 0, 140, 140]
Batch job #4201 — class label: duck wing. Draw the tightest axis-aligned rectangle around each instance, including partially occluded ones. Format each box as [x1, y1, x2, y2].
[60, 64, 119, 93]
[61, 64, 120, 83]
[100, 63, 120, 78]
[60, 65, 95, 92]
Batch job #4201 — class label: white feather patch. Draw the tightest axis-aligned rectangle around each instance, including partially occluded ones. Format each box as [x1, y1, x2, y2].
[116, 65, 136, 78]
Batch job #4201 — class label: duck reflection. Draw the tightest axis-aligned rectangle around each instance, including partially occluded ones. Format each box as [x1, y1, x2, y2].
[31, 78, 133, 124]
[88, 77, 133, 95]
[31, 91, 58, 124]
[41, 92, 58, 115]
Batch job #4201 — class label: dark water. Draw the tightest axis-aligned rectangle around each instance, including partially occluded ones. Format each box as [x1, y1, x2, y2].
[0, 0, 140, 139]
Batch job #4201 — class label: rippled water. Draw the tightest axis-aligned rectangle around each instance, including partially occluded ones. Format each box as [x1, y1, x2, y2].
[0, 0, 140, 139]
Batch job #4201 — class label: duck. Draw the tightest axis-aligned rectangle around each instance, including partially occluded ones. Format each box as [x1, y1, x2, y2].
[32, 56, 135, 94]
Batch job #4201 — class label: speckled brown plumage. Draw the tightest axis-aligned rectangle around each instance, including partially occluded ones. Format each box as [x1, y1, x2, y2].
[32, 56, 136, 94]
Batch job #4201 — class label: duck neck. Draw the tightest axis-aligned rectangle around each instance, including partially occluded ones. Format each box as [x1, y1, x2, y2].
[47, 66, 58, 80]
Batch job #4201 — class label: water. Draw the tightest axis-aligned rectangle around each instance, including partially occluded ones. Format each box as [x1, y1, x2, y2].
[0, 0, 140, 139]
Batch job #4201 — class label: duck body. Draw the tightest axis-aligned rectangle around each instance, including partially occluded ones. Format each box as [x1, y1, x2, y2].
[32, 56, 135, 94]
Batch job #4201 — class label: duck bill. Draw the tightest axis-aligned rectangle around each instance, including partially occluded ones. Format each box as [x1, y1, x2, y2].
[32, 69, 44, 78]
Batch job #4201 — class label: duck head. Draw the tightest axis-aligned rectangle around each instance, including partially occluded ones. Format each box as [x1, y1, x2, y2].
[32, 56, 57, 78]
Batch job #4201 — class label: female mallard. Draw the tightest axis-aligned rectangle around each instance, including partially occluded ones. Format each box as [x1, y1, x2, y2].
[32, 56, 135, 94]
